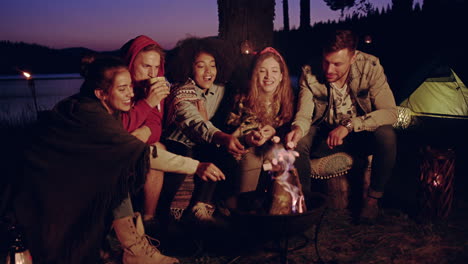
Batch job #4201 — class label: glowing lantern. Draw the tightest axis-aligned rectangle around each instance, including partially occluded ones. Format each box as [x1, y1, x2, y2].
[419, 146, 455, 220]
[364, 35, 372, 44]
[21, 71, 38, 115]
[240, 40, 253, 55]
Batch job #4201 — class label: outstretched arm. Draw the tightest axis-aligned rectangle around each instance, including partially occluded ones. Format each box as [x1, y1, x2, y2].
[149, 146, 225, 181]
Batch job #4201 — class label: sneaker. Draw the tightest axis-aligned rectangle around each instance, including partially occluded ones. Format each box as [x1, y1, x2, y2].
[190, 202, 215, 222]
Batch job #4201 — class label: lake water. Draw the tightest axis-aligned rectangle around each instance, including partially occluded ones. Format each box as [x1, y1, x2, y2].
[0, 74, 300, 121]
[0, 74, 83, 120]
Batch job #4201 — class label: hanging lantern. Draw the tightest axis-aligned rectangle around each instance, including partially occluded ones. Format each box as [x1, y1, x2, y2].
[240, 40, 253, 55]
[364, 35, 372, 44]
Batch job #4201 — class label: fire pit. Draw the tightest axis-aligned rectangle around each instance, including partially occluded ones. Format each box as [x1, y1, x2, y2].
[227, 191, 327, 264]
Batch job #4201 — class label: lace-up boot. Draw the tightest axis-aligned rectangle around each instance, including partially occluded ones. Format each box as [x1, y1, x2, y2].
[113, 212, 179, 264]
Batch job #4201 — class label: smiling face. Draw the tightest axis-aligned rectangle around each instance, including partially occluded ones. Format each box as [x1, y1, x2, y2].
[96, 69, 134, 114]
[192, 52, 217, 90]
[257, 56, 283, 96]
[132, 50, 161, 81]
[322, 48, 356, 87]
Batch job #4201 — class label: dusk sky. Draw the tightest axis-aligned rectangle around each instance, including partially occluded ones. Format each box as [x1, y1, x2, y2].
[1, 0, 422, 51]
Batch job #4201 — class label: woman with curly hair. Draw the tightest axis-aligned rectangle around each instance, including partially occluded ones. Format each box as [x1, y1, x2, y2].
[159, 37, 246, 223]
[226, 47, 294, 194]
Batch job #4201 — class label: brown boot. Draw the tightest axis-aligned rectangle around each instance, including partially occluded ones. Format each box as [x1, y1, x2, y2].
[113, 213, 179, 264]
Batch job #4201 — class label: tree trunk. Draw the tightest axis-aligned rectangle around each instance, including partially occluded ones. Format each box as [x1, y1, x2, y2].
[218, 0, 275, 52]
[283, 0, 290, 31]
[299, 0, 311, 30]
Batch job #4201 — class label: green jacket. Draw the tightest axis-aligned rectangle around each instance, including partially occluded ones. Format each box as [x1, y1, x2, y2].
[293, 50, 397, 135]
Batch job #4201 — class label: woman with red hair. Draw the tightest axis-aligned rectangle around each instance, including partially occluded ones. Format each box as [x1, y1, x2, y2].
[226, 47, 295, 194]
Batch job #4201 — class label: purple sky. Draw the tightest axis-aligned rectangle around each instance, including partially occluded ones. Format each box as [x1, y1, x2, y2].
[1, 0, 422, 51]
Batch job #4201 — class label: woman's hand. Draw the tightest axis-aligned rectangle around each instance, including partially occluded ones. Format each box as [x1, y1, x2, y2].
[245, 125, 276, 147]
[145, 78, 170, 108]
[195, 162, 225, 182]
[213, 132, 248, 157]
[258, 125, 276, 144]
[244, 130, 263, 147]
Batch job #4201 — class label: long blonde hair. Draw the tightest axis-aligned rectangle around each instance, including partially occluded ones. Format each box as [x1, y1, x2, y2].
[244, 48, 294, 127]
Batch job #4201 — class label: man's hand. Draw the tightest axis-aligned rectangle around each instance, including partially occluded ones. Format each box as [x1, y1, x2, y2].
[195, 162, 225, 182]
[214, 131, 247, 157]
[145, 78, 170, 108]
[285, 126, 303, 149]
[326, 125, 349, 149]
[131, 126, 151, 143]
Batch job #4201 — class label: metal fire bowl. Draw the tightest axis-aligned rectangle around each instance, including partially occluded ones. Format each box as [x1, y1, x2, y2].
[228, 192, 327, 240]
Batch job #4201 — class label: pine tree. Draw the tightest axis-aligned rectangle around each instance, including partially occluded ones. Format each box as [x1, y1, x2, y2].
[323, 0, 355, 17]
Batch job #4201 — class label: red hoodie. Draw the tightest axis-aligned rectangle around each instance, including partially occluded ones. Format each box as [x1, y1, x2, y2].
[121, 35, 165, 144]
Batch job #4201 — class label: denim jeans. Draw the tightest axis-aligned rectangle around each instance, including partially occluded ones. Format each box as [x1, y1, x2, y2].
[295, 125, 396, 200]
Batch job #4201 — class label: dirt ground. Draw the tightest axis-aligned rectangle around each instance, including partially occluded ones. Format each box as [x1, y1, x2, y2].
[2, 196, 467, 264]
[158, 198, 468, 264]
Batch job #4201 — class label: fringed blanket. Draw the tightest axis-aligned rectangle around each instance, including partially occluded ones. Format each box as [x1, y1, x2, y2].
[13, 94, 149, 264]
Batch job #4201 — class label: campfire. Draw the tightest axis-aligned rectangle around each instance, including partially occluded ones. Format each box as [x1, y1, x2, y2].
[227, 137, 326, 264]
[263, 136, 307, 215]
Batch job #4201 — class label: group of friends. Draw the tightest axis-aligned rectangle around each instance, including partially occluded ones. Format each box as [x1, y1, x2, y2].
[11, 28, 397, 264]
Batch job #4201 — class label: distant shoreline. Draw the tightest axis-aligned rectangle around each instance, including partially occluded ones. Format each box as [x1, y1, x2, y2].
[0, 73, 82, 80]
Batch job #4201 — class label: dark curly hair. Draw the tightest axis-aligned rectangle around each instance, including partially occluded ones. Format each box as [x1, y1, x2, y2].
[167, 37, 232, 84]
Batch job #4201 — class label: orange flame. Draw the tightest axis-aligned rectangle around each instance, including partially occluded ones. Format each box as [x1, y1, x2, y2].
[267, 138, 304, 213]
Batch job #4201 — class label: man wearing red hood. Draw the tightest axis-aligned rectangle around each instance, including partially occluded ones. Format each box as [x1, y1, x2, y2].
[119, 35, 170, 226]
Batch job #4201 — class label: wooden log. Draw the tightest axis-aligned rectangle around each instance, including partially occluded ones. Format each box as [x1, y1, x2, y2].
[326, 175, 349, 209]
[362, 155, 373, 200]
